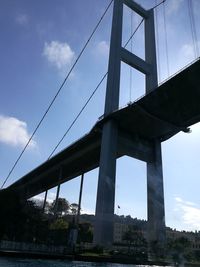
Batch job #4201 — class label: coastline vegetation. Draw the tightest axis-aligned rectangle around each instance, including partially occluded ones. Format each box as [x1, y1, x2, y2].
[0, 189, 200, 266]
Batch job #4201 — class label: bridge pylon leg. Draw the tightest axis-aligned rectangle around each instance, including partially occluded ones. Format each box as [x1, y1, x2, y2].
[94, 0, 123, 247]
[94, 120, 118, 246]
[144, 8, 166, 258]
[147, 140, 166, 258]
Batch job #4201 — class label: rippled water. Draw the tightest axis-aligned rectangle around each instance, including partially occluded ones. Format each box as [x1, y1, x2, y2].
[0, 258, 167, 267]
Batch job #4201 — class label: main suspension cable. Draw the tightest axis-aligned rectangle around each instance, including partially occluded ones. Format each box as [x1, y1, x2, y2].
[48, 19, 145, 159]
[42, 1, 166, 200]
[153, 0, 166, 9]
[1, 0, 113, 189]
[48, 72, 108, 159]
[41, 13, 146, 204]
[21, 1, 164, 163]
[124, 19, 144, 48]
[2, 0, 165, 189]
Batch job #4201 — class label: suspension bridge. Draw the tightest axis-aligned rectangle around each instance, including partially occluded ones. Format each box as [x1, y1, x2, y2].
[1, 0, 200, 254]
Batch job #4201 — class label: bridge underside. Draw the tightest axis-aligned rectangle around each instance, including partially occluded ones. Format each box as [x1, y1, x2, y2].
[6, 59, 200, 199]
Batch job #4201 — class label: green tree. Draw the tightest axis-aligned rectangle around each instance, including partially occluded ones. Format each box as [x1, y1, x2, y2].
[48, 218, 69, 246]
[50, 198, 70, 217]
[0, 190, 49, 243]
[123, 225, 146, 253]
[167, 236, 191, 265]
[0, 189, 22, 241]
[49, 218, 68, 230]
[32, 198, 51, 214]
[78, 222, 93, 243]
[70, 203, 79, 215]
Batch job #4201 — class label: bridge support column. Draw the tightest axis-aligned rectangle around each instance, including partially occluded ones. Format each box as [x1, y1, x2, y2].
[147, 140, 165, 257]
[94, 0, 123, 247]
[94, 120, 118, 246]
[42, 190, 48, 213]
[145, 8, 166, 257]
[54, 167, 62, 216]
[77, 173, 84, 225]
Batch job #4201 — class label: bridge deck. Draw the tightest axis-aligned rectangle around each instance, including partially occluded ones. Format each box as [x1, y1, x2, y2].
[7, 59, 200, 198]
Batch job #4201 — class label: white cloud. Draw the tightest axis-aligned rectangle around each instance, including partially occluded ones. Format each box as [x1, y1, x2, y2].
[180, 43, 195, 61]
[167, 0, 184, 15]
[32, 192, 56, 203]
[96, 41, 109, 57]
[81, 206, 94, 215]
[43, 41, 75, 71]
[32, 194, 44, 202]
[0, 115, 36, 148]
[175, 197, 200, 231]
[47, 192, 56, 203]
[180, 42, 200, 61]
[181, 44, 194, 57]
[16, 14, 29, 26]
[169, 42, 198, 73]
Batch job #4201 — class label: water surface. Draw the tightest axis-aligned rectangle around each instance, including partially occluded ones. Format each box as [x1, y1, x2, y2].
[0, 258, 168, 267]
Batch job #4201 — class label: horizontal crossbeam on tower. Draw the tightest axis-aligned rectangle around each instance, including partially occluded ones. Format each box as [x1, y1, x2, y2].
[123, 0, 148, 18]
[121, 47, 151, 74]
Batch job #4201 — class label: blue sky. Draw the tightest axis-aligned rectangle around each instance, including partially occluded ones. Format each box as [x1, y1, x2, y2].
[0, 0, 200, 232]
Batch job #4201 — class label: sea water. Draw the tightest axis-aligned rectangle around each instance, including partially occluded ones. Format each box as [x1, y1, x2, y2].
[0, 258, 169, 267]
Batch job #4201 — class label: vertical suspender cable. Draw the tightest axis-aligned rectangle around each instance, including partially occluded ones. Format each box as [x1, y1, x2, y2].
[155, 0, 161, 83]
[163, 0, 170, 77]
[42, 190, 48, 213]
[187, 0, 199, 59]
[77, 173, 84, 225]
[129, 10, 133, 102]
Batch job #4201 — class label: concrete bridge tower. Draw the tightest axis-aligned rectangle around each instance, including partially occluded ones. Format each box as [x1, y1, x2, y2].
[94, 0, 166, 255]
